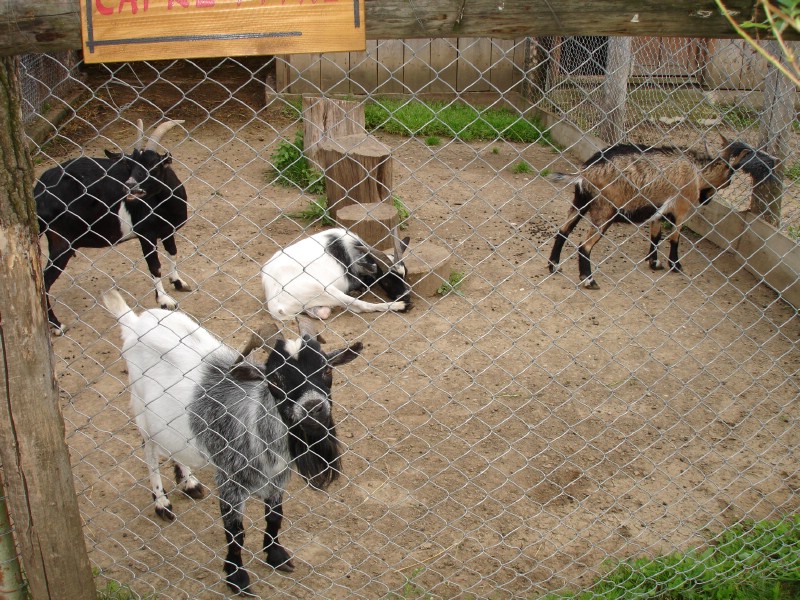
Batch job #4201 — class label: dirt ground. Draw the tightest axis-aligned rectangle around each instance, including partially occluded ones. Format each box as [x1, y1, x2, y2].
[38, 68, 800, 599]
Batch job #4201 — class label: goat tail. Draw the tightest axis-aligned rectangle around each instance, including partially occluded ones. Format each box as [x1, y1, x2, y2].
[547, 172, 583, 187]
[102, 290, 137, 328]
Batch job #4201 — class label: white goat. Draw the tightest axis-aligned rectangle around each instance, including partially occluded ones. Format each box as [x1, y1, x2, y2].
[261, 227, 412, 320]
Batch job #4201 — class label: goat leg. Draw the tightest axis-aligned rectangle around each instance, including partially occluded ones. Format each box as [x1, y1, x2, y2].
[161, 235, 192, 291]
[138, 236, 178, 309]
[264, 496, 294, 572]
[220, 496, 252, 595]
[646, 221, 664, 271]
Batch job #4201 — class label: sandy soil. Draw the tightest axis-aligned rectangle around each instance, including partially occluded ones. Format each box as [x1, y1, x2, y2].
[36, 67, 800, 599]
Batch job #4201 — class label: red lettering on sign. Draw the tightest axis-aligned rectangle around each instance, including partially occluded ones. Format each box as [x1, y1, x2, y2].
[96, 0, 114, 15]
[168, 0, 189, 8]
[196, 0, 215, 6]
[118, 0, 149, 13]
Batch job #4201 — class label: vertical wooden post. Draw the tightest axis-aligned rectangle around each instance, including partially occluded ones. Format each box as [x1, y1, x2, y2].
[598, 36, 632, 144]
[0, 55, 95, 600]
[754, 40, 792, 226]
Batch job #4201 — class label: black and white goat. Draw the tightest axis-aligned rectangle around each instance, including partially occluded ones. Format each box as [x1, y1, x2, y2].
[547, 139, 757, 288]
[36, 120, 190, 334]
[103, 290, 362, 594]
[261, 227, 412, 320]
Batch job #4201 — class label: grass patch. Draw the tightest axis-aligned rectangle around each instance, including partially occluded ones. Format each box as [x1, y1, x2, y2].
[538, 516, 800, 600]
[785, 161, 800, 180]
[425, 135, 441, 146]
[512, 160, 533, 174]
[436, 270, 466, 296]
[268, 129, 325, 195]
[285, 197, 334, 227]
[364, 98, 550, 144]
[97, 579, 154, 600]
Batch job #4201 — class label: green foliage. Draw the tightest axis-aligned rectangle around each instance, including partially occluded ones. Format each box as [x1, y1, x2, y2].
[719, 105, 759, 130]
[538, 516, 800, 600]
[785, 161, 800, 180]
[388, 567, 431, 599]
[539, 167, 552, 177]
[286, 197, 334, 226]
[787, 225, 800, 241]
[512, 161, 533, 174]
[425, 135, 441, 146]
[268, 129, 325, 195]
[436, 270, 466, 296]
[364, 98, 550, 144]
[393, 195, 411, 229]
[97, 579, 155, 600]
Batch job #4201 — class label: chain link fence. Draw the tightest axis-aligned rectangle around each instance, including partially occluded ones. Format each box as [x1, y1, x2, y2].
[22, 36, 800, 599]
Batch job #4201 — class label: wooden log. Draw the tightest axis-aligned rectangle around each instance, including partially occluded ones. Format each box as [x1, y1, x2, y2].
[0, 55, 95, 600]
[0, 1, 777, 57]
[302, 96, 365, 171]
[405, 241, 454, 297]
[318, 134, 393, 217]
[336, 202, 399, 248]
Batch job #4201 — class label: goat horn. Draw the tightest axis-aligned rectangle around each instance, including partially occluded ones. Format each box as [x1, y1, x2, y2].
[391, 225, 409, 264]
[235, 322, 282, 363]
[145, 119, 185, 152]
[135, 118, 145, 150]
[296, 315, 326, 343]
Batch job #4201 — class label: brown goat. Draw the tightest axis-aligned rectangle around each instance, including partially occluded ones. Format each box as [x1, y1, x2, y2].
[547, 140, 752, 289]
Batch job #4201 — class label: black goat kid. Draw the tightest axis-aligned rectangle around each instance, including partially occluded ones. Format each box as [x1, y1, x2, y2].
[36, 120, 190, 334]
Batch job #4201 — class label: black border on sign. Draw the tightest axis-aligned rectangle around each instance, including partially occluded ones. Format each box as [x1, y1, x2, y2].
[84, 0, 361, 54]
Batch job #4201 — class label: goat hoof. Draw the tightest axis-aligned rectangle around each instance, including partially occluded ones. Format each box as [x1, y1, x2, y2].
[49, 324, 65, 336]
[266, 545, 294, 572]
[670, 263, 683, 273]
[154, 504, 175, 521]
[225, 568, 252, 596]
[182, 482, 205, 500]
[582, 279, 600, 290]
[649, 262, 664, 271]
[171, 279, 191, 292]
[548, 262, 558, 274]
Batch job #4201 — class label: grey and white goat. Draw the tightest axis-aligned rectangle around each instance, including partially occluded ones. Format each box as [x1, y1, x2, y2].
[103, 290, 362, 594]
[547, 139, 758, 288]
[261, 227, 412, 320]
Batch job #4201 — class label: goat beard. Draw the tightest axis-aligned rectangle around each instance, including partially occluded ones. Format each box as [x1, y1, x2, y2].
[288, 417, 341, 490]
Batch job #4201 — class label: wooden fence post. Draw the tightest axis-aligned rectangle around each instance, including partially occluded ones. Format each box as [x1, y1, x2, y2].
[0, 55, 95, 600]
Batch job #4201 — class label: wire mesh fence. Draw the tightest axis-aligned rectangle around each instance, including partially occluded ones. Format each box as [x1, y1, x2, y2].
[21, 36, 800, 599]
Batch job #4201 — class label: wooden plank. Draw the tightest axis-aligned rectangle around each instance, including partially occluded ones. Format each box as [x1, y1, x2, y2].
[490, 38, 516, 93]
[458, 37, 491, 92]
[321, 52, 350, 94]
[377, 39, 404, 94]
[289, 53, 321, 94]
[350, 40, 379, 94]
[404, 39, 432, 94]
[429, 38, 458, 93]
[0, 1, 778, 57]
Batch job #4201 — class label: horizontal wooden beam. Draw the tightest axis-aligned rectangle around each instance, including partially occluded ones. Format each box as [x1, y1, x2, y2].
[0, 0, 787, 58]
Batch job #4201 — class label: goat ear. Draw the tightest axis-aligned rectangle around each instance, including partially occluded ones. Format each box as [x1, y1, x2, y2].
[327, 341, 363, 367]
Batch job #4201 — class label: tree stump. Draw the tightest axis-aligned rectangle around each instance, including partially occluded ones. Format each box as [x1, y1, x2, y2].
[302, 96, 365, 171]
[405, 241, 454, 297]
[318, 133, 393, 217]
[335, 202, 399, 248]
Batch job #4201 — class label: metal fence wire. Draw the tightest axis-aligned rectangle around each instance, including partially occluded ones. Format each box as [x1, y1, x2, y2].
[21, 36, 800, 599]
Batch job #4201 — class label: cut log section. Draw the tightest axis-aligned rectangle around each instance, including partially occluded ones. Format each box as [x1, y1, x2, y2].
[405, 241, 454, 298]
[302, 96, 366, 171]
[318, 133, 393, 217]
[335, 202, 399, 248]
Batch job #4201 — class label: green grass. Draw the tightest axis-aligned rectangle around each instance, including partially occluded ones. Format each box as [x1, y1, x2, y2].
[436, 270, 466, 296]
[785, 161, 800, 180]
[285, 197, 334, 226]
[97, 579, 154, 600]
[425, 135, 441, 146]
[512, 160, 533, 174]
[364, 98, 550, 144]
[268, 129, 325, 195]
[537, 516, 800, 600]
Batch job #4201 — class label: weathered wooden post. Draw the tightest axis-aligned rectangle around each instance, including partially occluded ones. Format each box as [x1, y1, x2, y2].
[754, 40, 793, 226]
[0, 55, 95, 600]
[598, 36, 632, 144]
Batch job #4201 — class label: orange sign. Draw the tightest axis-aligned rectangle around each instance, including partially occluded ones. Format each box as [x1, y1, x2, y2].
[80, 0, 365, 64]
